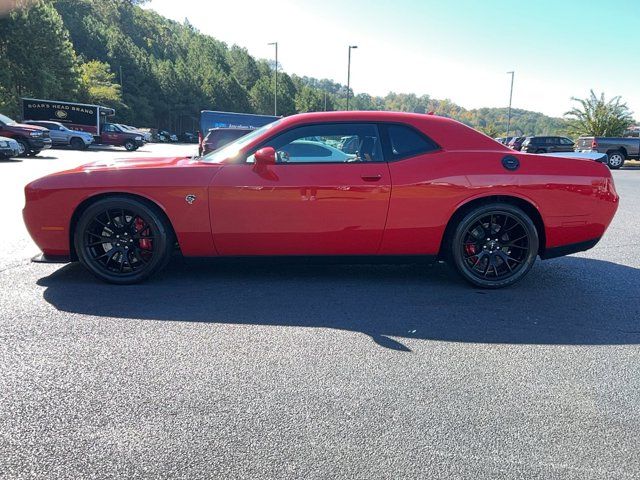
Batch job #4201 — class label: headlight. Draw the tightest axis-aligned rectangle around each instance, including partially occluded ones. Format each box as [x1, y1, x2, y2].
[0, 141, 7, 147]
[30, 131, 42, 137]
[135, 136, 142, 140]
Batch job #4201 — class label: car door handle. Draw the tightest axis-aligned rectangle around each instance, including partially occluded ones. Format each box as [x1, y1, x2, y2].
[361, 174, 382, 181]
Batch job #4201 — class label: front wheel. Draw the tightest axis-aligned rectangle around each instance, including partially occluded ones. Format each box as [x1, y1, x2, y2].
[450, 203, 539, 288]
[124, 140, 137, 151]
[16, 139, 28, 157]
[74, 197, 174, 284]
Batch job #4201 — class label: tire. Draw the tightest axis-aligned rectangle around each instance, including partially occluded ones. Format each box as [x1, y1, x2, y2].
[70, 137, 85, 150]
[27, 150, 41, 157]
[606, 151, 625, 169]
[124, 140, 137, 151]
[15, 139, 28, 157]
[74, 196, 174, 284]
[535, 149, 546, 154]
[450, 203, 539, 288]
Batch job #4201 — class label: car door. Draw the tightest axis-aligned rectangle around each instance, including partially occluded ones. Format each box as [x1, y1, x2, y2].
[49, 125, 66, 144]
[101, 124, 119, 145]
[209, 122, 391, 256]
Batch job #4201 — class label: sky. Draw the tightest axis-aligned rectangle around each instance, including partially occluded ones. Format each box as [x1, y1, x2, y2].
[145, 0, 640, 118]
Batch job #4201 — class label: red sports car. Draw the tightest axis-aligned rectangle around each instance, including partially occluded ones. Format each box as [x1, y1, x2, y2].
[23, 111, 619, 288]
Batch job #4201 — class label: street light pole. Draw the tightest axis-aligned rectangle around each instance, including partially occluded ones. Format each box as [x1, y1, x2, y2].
[506, 71, 515, 138]
[268, 42, 278, 116]
[346, 45, 358, 110]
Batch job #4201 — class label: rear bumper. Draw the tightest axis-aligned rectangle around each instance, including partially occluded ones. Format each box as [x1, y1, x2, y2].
[541, 237, 601, 259]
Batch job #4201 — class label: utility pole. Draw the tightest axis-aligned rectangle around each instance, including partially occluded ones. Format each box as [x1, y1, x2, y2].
[506, 71, 515, 138]
[268, 42, 278, 116]
[346, 45, 358, 110]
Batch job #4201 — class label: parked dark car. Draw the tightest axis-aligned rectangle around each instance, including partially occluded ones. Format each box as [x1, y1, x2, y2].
[178, 132, 198, 143]
[23, 120, 94, 149]
[507, 136, 526, 151]
[0, 112, 51, 157]
[200, 127, 253, 156]
[575, 136, 640, 169]
[0, 135, 21, 159]
[521, 136, 574, 154]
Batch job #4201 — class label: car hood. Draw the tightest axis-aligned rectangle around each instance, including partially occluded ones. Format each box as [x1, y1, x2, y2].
[78, 156, 208, 172]
[7, 123, 48, 132]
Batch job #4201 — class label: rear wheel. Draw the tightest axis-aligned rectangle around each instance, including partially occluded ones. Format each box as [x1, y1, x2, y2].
[70, 137, 85, 150]
[450, 203, 539, 288]
[74, 197, 173, 284]
[606, 151, 625, 169]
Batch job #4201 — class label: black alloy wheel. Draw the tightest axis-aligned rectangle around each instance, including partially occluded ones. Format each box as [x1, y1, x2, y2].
[451, 203, 539, 288]
[74, 197, 173, 284]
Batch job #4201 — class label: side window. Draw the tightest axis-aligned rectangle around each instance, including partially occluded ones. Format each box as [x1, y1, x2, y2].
[249, 123, 384, 163]
[384, 124, 439, 160]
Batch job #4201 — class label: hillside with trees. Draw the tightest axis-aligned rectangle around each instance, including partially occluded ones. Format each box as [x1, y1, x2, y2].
[0, 0, 576, 135]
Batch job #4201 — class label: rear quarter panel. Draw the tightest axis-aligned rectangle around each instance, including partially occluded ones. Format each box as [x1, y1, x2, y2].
[381, 150, 618, 255]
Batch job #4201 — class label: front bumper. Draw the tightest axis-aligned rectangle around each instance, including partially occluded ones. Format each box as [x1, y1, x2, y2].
[0, 144, 20, 157]
[27, 137, 52, 150]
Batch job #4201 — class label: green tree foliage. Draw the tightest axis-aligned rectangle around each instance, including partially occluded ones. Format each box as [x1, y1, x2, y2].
[0, 0, 621, 137]
[78, 60, 122, 105]
[0, 0, 79, 116]
[565, 90, 634, 137]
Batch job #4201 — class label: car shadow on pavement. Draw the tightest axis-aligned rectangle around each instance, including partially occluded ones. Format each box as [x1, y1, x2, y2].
[38, 256, 640, 351]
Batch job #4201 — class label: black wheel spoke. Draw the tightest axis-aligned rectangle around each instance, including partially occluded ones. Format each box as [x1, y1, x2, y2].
[83, 207, 156, 276]
[461, 210, 530, 282]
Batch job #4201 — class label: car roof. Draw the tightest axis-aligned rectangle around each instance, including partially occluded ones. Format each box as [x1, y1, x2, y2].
[272, 111, 509, 152]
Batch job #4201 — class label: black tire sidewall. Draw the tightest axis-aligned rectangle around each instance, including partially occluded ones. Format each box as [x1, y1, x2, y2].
[70, 137, 84, 150]
[16, 139, 29, 157]
[451, 203, 539, 288]
[124, 140, 136, 151]
[74, 197, 172, 284]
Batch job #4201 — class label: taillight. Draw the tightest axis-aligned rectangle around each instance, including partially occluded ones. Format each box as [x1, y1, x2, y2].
[591, 139, 598, 149]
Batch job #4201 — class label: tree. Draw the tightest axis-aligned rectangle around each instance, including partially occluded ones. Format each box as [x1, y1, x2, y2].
[295, 86, 325, 112]
[477, 123, 501, 138]
[0, 0, 79, 116]
[78, 60, 122, 105]
[565, 90, 634, 137]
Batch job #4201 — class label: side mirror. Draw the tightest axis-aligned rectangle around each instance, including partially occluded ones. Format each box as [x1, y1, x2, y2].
[254, 147, 276, 166]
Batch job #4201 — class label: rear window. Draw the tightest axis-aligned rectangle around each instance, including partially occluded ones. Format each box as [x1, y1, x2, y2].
[384, 124, 438, 159]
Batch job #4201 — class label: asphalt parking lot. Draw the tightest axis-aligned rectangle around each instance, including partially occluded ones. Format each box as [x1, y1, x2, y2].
[1, 145, 639, 479]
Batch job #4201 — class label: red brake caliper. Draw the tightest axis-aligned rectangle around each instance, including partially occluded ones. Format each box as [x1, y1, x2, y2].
[134, 217, 152, 251]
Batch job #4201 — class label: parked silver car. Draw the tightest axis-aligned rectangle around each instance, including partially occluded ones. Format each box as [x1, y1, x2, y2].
[22, 120, 94, 150]
[0, 135, 20, 159]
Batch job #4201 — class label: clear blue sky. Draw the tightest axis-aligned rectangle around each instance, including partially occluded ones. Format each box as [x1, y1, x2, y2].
[146, 0, 640, 118]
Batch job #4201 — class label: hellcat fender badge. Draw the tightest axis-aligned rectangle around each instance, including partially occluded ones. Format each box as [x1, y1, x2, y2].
[185, 194, 197, 205]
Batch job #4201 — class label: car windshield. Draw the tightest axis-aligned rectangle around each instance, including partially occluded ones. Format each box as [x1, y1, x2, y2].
[0, 113, 16, 125]
[201, 120, 281, 163]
